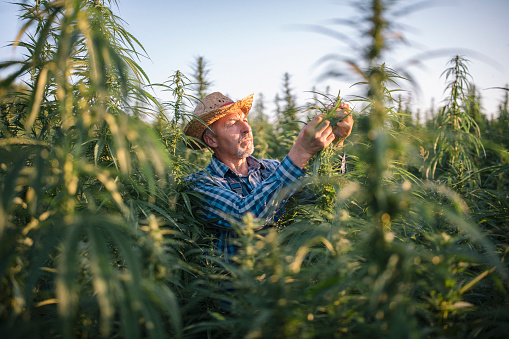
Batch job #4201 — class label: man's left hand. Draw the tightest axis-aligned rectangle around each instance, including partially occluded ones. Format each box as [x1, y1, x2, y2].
[330, 102, 354, 146]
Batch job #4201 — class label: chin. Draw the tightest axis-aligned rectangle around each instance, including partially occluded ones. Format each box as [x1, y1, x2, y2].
[237, 146, 254, 159]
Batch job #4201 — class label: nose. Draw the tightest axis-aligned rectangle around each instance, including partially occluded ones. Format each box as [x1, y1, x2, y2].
[239, 119, 251, 134]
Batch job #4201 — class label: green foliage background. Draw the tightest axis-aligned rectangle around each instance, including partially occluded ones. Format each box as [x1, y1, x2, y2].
[0, 1, 507, 338]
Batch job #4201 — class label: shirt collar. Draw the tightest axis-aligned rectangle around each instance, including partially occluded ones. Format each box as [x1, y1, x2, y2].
[208, 155, 265, 178]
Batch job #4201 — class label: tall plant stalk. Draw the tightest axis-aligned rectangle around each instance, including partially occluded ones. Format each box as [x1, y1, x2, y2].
[428, 55, 484, 190]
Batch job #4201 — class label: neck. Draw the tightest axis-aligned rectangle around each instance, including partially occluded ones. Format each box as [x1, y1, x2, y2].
[215, 153, 249, 176]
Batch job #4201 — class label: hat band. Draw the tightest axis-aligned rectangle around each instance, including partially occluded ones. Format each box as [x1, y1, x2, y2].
[219, 101, 234, 108]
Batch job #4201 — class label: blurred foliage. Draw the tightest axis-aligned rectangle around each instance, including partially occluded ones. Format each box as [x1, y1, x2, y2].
[1, 0, 508, 338]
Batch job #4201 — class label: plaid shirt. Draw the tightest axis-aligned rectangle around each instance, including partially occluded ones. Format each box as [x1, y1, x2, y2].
[185, 155, 305, 261]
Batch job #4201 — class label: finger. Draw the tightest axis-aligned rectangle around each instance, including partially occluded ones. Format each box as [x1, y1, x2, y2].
[335, 112, 353, 124]
[339, 102, 350, 110]
[326, 130, 336, 143]
[308, 113, 324, 128]
[330, 102, 349, 111]
[335, 122, 353, 138]
[345, 113, 354, 124]
[336, 121, 353, 130]
[305, 114, 326, 133]
[342, 116, 354, 125]
[316, 119, 331, 134]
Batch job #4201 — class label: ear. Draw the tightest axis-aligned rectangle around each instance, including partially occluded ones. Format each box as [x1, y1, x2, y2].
[203, 131, 217, 149]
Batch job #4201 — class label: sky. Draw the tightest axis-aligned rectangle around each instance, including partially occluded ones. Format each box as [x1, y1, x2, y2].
[1, 0, 508, 120]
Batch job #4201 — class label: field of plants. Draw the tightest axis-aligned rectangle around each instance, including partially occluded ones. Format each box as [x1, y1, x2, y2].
[1, 0, 508, 338]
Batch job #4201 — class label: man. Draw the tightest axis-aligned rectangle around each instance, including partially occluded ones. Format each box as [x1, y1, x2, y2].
[184, 92, 353, 261]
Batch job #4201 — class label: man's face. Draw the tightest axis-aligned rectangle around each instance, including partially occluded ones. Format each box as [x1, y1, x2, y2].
[208, 110, 254, 159]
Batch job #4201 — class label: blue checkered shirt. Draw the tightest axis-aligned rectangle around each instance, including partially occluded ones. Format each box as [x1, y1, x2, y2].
[185, 155, 305, 261]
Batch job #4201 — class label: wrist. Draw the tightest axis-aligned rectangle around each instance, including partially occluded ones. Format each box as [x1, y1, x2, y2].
[288, 144, 313, 169]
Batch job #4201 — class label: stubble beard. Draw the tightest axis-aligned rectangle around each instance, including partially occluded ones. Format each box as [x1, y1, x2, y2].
[237, 135, 254, 159]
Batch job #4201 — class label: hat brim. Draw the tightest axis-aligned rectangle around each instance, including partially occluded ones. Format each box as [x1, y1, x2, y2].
[184, 93, 254, 150]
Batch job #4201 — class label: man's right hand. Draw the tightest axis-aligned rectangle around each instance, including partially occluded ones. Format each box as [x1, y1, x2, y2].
[287, 114, 336, 169]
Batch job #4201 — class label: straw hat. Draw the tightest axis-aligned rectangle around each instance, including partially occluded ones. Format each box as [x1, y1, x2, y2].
[184, 92, 254, 149]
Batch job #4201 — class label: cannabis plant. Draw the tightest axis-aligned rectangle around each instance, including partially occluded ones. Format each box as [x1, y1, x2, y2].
[0, 1, 186, 337]
[190, 1, 508, 338]
[427, 55, 485, 190]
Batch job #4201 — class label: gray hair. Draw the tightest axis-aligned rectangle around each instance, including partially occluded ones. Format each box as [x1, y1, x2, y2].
[202, 125, 216, 138]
